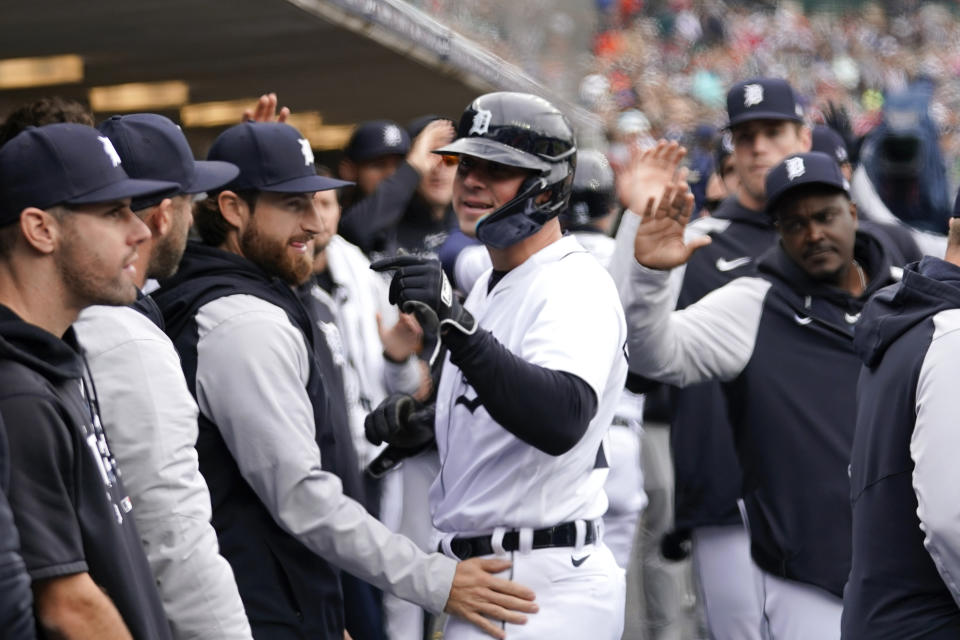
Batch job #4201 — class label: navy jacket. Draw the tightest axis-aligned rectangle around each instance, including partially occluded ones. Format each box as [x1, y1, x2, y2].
[622, 232, 899, 596]
[670, 197, 777, 531]
[843, 257, 960, 639]
[0, 306, 170, 639]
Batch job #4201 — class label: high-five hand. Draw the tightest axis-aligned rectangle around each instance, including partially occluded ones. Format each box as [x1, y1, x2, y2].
[617, 139, 688, 214]
[633, 181, 711, 270]
[242, 93, 290, 123]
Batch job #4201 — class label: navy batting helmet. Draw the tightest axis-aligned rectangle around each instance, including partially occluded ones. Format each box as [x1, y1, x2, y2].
[562, 150, 615, 229]
[435, 91, 577, 248]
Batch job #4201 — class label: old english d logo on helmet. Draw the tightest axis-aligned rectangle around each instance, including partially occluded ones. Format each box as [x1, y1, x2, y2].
[469, 109, 492, 136]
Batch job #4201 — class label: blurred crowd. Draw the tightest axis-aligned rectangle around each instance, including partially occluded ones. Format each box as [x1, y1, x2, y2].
[582, 1, 960, 192]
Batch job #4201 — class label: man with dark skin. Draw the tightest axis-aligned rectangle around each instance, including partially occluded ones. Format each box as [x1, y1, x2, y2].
[621, 151, 900, 639]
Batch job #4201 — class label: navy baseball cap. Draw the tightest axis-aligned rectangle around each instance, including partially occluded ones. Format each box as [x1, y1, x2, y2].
[344, 120, 410, 163]
[98, 114, 239, 210]
[208, 122, 352, 193]
[0, 123, 178, 226]
[726, 78, 804, 129]
[811, 125, 850, 165]
[764, 151, 850, 216]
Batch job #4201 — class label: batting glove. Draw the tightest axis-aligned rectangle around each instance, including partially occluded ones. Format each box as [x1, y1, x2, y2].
[364, 393, 436, 450]
[370, 255, 476, 338]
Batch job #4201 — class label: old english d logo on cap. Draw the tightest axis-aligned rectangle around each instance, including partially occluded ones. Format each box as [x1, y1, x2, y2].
[785, 157, 806, 181]
[743, 84, 764, 108]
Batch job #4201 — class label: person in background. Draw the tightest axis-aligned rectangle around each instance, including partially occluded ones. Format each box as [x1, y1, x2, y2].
[338, 119, 454, 258]
[395, 115, 460, 257]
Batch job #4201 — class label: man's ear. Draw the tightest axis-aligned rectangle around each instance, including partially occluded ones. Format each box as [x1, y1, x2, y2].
[798, 124, 813, 152]
[217, 191, 247, 230]
[338, 158, 358, 182]
[142, 198, 173, 237]
[19, 208, 59, 255]
[849, 200, 858, 226]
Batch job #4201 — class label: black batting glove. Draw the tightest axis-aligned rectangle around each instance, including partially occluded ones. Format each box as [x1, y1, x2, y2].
[364, 393, 436, 450]
[370, 255, 476, 339]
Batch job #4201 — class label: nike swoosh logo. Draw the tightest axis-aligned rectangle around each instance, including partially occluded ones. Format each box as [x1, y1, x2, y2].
[716, 256, 752, 272]
[571, 554, 591, 567]
[455, 394, 483, 414]
[793, 314, 813, 326]
[845, 312, 861, 324]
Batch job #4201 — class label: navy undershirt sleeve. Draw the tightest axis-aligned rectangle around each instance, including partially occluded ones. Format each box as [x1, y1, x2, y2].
[443, 327, 598, 455]
[338, 162, 421, 254]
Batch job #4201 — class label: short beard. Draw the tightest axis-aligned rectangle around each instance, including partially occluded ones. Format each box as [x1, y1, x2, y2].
[240, 219, 313, 285]
[57, 222, 137, 308]
[148, 220, 189, 280]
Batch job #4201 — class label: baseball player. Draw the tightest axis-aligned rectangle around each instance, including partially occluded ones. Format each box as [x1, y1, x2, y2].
[842, 211, 960, 638]
[612, 78, 810, 640]
[153, 121, 537, 640]
[623, 151, 901, 638]
[0, 123, 177, 639]
[369, 91, 628, 639]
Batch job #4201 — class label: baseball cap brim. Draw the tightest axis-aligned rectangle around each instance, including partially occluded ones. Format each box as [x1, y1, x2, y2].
[434, 138, 552, 173]
[765, 178, 849, 215]
[65, 177, 181, 206]
[257, 174, 354, 193]
[182, 160, 241, 195]
[726, 111, 804, 129]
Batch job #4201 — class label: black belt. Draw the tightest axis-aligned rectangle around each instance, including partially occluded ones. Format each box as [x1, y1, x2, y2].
[441, 521, 597, 560]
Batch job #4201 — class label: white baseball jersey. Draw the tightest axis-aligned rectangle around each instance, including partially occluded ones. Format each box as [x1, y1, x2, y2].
[430, 235, 628, 534]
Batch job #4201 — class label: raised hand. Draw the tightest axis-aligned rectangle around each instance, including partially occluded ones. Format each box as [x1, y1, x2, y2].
[633, 180, 711, 270]
[407, 119, 456, 175]
[242, 93, 290, 123]
[616, 139, 688, 214]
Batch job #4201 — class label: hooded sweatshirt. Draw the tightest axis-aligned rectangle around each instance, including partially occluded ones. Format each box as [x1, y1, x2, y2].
[619, 231, 899, 596]
[0, 305, 170, 639]
[0, 413, 35, 638]
[842, 257, 960, 639]
[153, 243, 455, 637]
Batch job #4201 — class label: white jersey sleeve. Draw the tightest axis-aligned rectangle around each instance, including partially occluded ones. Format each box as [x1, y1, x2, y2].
[912, 310, 960, 604]
[620, 262, 770, 387]
[194, 295, 456, 614]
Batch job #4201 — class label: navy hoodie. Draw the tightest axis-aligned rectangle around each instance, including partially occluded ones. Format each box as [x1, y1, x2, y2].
[843, 257, 960, 639]
[0, 305, 170, 639]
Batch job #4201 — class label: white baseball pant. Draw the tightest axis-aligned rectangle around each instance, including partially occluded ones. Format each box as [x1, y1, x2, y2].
[440, 538, 625, 639]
